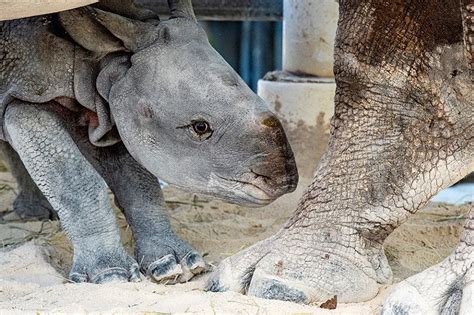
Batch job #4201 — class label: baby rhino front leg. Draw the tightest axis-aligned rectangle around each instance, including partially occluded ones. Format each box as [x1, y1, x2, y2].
[4, 102, 139, 283]
[109, 156, 207, 284]
[76, 142, 206, 284]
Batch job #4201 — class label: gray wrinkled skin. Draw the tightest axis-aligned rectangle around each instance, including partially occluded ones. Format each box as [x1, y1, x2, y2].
[0, 0, 297, 283]
[207, 0, 474, 312]
[5, 103, 141, 283]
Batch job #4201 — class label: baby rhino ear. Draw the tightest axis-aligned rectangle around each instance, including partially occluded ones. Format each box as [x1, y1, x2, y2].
[59, 7, 158, 53]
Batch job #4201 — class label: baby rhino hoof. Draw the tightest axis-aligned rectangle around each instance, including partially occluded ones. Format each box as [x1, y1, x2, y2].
[136, 235, 206, 284]
[69, 247, 140, 284]
[145, 251, 206, 284]
[206, 232, 388, 304]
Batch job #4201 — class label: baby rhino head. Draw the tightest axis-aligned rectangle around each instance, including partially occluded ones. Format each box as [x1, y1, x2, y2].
[89, 0, 298, 206]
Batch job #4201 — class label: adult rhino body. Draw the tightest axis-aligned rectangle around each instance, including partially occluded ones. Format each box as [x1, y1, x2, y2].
[208, 0, 474, 313]
[0, 0, 298, 283]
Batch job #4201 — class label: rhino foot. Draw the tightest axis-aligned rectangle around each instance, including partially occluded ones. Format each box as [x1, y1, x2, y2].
[382, 240, 474, 314]
[135, 233, 206, 284]
[70, 244, 140, 284]
[206, 228, 389, 304]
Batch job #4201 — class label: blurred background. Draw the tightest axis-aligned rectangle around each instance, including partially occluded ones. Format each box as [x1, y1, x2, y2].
[202, 21, 282, 92]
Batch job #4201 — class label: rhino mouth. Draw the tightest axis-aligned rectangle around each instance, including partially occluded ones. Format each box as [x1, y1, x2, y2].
[214, 171, 296, 206]
[216, 175, 274, 203]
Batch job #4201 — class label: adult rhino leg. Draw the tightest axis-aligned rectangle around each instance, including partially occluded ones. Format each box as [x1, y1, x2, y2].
[4, 102, 139, 283]
[0, 141, 55, 220]
[73, 140, 206, 284]
[207, 0, 473, 304]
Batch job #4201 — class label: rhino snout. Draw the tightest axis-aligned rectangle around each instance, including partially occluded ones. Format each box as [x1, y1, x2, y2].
[248, 112, 299, 200]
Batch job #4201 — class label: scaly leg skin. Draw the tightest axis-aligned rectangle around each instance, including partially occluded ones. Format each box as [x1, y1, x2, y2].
[207, 0, 474, 304]
[4, 102, 139, 283]
[382, 207, 474, 315]
[74, 140, 206, 284]
[0, 140, 55, 220]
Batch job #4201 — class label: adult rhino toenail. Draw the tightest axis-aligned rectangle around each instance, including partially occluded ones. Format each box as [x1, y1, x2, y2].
[249, 278, 309, 304]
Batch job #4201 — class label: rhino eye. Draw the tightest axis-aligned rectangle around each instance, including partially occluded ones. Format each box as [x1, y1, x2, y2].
[192, 120, 210, 135]
[177, 120, 213, 141]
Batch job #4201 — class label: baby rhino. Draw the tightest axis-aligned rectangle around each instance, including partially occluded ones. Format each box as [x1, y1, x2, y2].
[0, 0, 298, 283]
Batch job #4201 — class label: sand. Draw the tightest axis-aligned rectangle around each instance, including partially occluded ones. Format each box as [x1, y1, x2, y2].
[0, 168, 471, 314]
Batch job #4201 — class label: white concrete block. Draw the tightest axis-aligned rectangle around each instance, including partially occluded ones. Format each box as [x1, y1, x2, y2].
[258, 78, 336, 179]
[283, 0, 339, 77]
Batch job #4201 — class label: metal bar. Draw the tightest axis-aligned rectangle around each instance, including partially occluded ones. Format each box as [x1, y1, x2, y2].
[251, 22, 274, 90]
[240, 21, 252, 83]
[138, 0, 283, 21]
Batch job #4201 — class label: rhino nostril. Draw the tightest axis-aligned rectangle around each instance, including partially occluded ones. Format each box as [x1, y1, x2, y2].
[259, 115, 282, 129]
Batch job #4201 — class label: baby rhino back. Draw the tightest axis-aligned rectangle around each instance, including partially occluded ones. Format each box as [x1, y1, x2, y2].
[0, 16, 75, 138]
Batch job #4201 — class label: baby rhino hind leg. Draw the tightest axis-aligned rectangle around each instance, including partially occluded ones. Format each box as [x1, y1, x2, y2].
[4, 102, 140, 283]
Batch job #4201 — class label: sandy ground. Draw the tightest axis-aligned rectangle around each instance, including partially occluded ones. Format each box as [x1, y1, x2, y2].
[0, 166, 471, 313]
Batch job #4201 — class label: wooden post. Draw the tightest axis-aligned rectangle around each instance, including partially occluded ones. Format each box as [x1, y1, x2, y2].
[0, 0, 98, 21]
